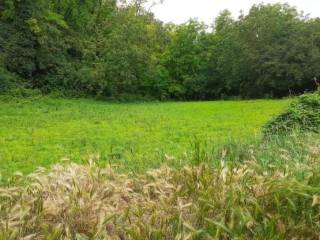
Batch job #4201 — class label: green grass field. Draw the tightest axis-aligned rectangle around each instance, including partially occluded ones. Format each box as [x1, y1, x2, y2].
[3, 96, 320, 239]
[0, 97, 289, 178]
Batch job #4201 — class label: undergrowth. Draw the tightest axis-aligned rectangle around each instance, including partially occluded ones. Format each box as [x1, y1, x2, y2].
[263, 91, 320, 135]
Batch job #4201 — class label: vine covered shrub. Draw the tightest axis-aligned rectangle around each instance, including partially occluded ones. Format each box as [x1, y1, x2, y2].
[264, 91, 320, 134]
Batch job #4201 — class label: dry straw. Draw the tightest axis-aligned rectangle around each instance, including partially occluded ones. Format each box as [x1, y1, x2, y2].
[0, 142, 320, 239]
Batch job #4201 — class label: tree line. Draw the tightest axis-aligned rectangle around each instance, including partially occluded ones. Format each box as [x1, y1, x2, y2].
[1, 0, 319, 100]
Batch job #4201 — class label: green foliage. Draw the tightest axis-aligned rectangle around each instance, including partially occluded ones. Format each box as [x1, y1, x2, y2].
[264, 92, 320, 134]
[0, 67, 20, 93]
[3, 0, 38, 79]
[162, 20, 210, 99]
[1, 1, 320, 99]
[0, 67, 42, 99]
[237, 4, 318, 97]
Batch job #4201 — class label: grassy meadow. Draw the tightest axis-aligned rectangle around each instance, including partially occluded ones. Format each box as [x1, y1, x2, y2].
[0, 97, 289, 178]
[2, 95, 320, 239]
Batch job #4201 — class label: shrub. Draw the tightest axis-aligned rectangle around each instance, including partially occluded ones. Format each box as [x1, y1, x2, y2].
[0, 67, 43, 100]
[0, 67, 21, 94]
[263, 91, 320, 135]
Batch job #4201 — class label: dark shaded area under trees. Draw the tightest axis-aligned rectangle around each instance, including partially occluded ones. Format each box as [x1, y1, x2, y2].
[0, 0, 319, 100]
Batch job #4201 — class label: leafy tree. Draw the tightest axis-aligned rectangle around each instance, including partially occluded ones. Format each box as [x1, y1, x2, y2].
[206, 10, 245, 98]
[0, 1, 319, 99]
[162, 20, 209, 99]
[237, 4, 317, 97]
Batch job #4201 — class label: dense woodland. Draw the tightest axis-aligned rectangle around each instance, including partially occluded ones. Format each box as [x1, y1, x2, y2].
[0, 0, 320, 100]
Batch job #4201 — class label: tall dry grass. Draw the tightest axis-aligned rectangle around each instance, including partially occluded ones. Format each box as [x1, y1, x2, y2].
[0, 137, 320, 239]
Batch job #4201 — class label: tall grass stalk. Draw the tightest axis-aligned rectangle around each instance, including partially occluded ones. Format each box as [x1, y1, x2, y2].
[0, 134, 319, 239]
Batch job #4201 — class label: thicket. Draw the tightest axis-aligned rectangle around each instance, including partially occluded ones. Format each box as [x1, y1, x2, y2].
[264, 91, 320, 134]
[1, 1, 320, 100]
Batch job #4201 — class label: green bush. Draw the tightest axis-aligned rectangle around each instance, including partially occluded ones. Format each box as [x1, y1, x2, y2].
[264, 91, 320, 134]
[6, 87, 42, 98]
[0, 67, 21, 93]
[0, 67, 43, 100]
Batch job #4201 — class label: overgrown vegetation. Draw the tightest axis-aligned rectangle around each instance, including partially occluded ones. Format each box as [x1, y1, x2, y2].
[264, 91, 320, 134]
[0, 132, 319, 239]
[1, 1, 319, 99]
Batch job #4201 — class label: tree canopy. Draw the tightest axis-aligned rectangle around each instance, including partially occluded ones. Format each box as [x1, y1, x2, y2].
[1, 1, 319, 99]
